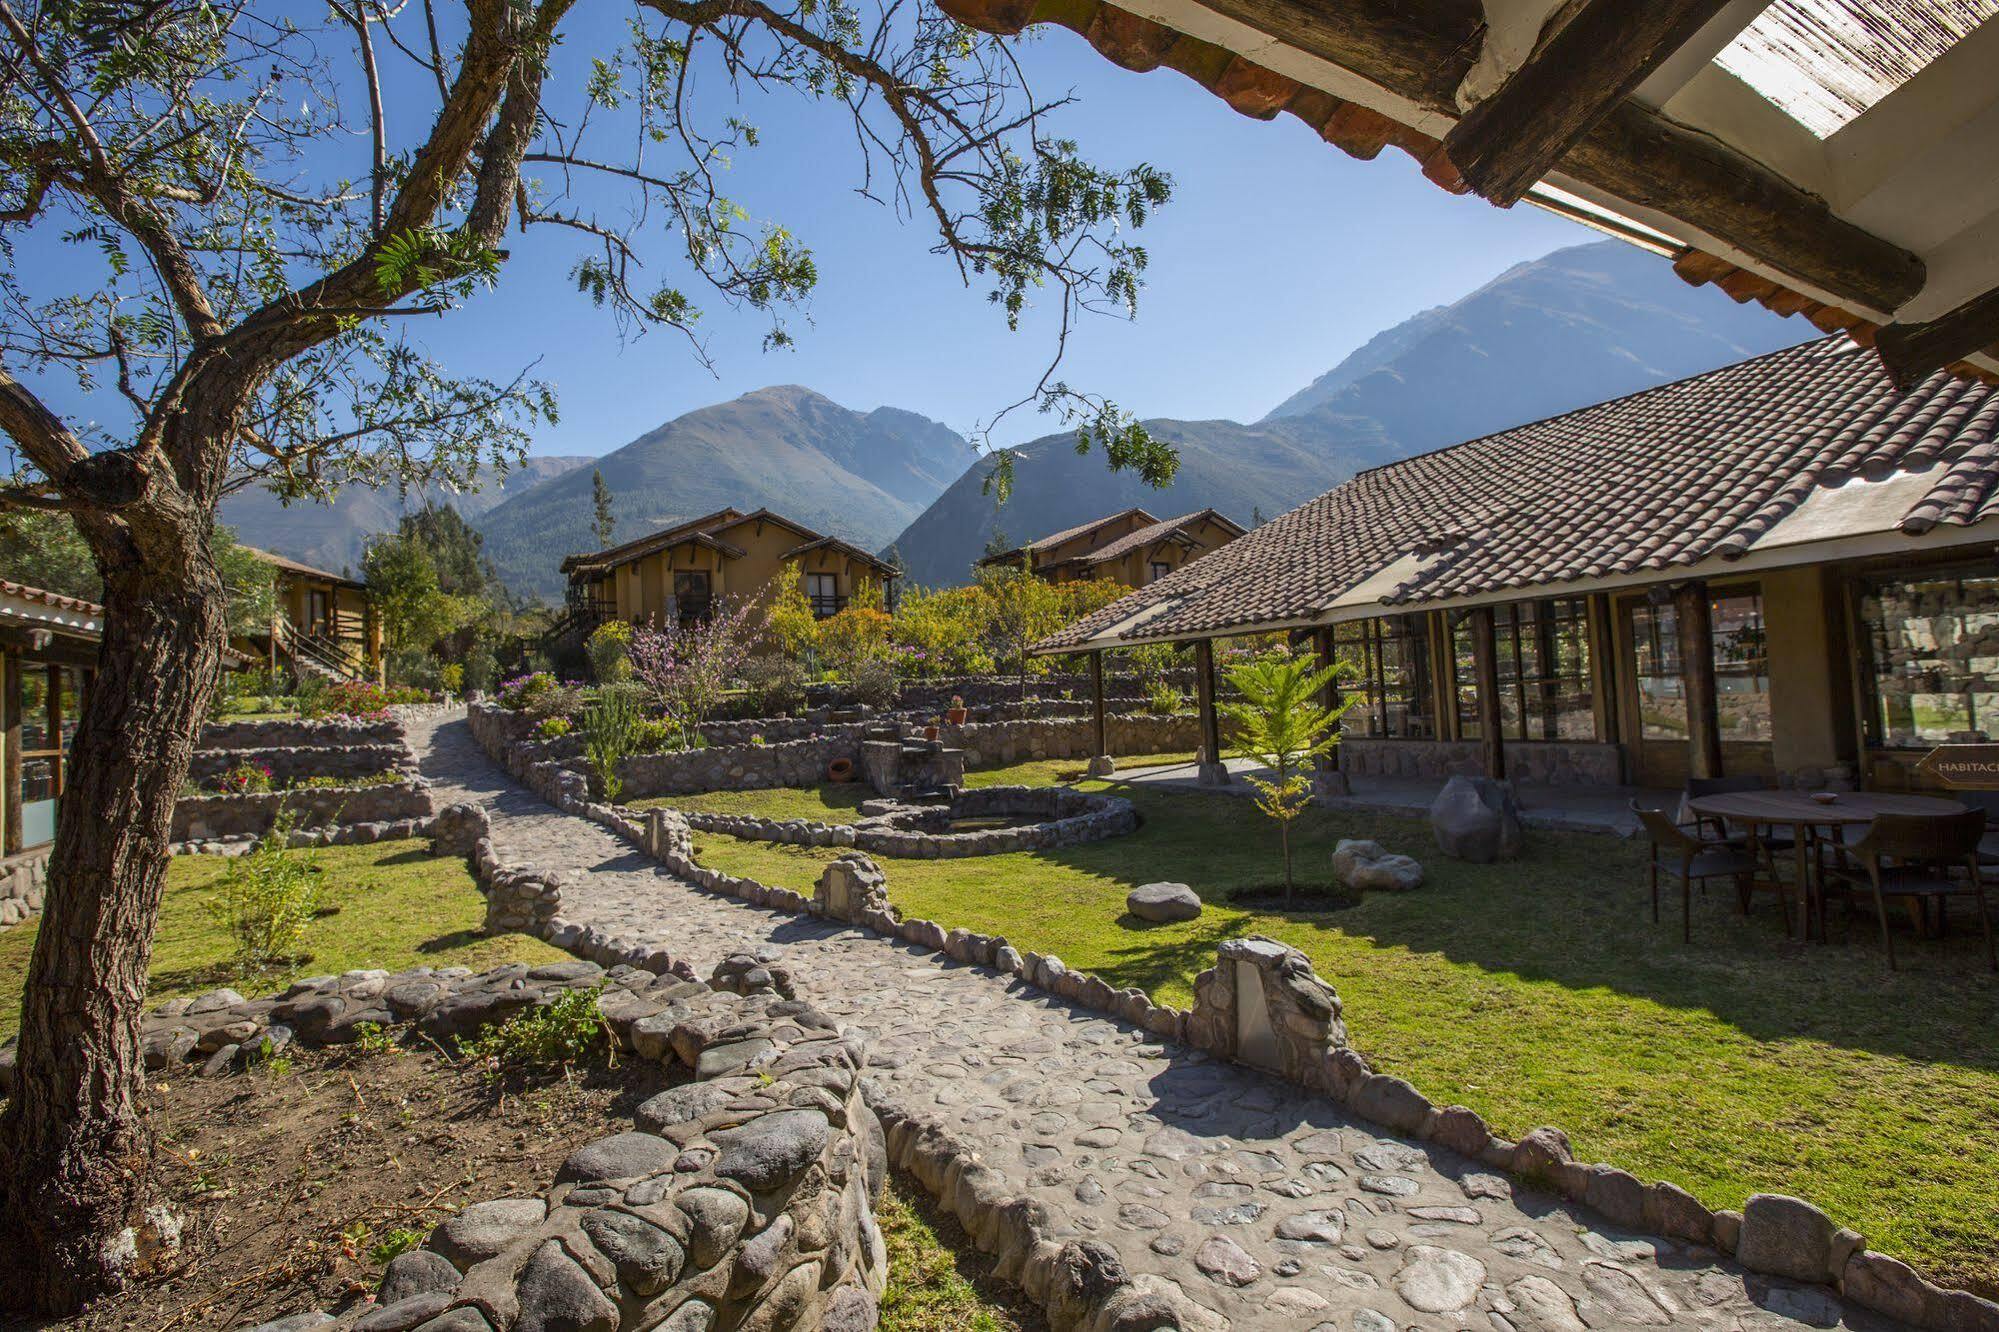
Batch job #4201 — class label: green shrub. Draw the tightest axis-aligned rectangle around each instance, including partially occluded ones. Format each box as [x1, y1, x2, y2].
[459, 986, 609, 1075]
[582, 683, 646, 801]
[440, 663, 465, 695]
[586, 620, 635, 683]
[291, 770, 404, 791]
[634, 718, 675, 751]
[848, 658, 898, 710]
[214, 761, 274, 794]
[205, 813, 323, 975]
[1144, 681, 1183, 716]
[738, 653, 810, 717]
[536, 716, 573, 741]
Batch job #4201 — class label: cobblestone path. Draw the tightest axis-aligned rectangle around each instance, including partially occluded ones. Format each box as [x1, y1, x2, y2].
[408, 711, 1905, 1331]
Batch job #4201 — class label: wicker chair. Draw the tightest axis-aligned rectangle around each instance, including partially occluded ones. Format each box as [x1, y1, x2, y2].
[1820, 809, 1996, 971]
[1632, 802, 1759, 943]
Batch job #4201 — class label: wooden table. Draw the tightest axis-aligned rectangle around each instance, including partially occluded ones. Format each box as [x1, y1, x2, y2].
[1685, 789, 1968, 939]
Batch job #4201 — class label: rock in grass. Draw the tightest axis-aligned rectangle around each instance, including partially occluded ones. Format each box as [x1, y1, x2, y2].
[1126, 882, 1202, 923]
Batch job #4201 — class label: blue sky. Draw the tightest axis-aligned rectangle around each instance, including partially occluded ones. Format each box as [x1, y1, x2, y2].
[479, 23, 1598, 454]
[17, 5, 1599, 460]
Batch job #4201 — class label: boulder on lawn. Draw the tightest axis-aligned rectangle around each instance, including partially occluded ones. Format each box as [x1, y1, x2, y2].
[1428, 775, 1524, 863]
[1127, 882, 1203, 923]
[1331, 839, 1425, 892]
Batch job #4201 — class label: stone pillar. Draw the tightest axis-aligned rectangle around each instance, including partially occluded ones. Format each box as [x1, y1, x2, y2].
[1674, 580, 1724, 781]
[1195, 638, 1229, 786]
[1086, 649, 1113, 777]
[1186, 937, 1348, 1091]
[1471, 606, 1507, 781]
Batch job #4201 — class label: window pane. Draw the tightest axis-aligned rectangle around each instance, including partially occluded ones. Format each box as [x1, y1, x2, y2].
[1452, 599, 1595, 743]
[1631, 602, 1687, 740]
[1862, 567, 1999, 747]
[19, 668, 50, 752]
[1378, 614, 1435, 739]
[1713, 593, 1771, 742]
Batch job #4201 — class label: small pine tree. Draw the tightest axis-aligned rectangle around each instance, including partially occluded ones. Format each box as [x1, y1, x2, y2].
[1220, 652, 1353, 904]
[591, 469, 616, 549]
[1252, 505, 1265, 527]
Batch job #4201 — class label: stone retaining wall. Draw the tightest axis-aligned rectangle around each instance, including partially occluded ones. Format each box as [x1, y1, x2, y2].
[187, 743, 414, 786]
[0, 850, 47, 933]
[943, 714, 1202, 766]
[884, 668, 1197, 711]
[170, 779, 434, 841]
[3, 961, 891, 1332]
[852, 785, 1137, 858]
[1340, 737, 1623, 787]
[198, 716, 406, 749]
[465, 701, 1999, 1332]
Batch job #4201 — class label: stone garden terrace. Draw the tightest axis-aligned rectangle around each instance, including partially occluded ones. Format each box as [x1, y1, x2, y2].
[395, 703, 1998, 1332]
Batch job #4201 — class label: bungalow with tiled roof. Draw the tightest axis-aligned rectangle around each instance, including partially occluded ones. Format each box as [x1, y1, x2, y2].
[1038, 337, 1999, 794]
[980, 507, 1246, 587]
[561, 508, 901, 628]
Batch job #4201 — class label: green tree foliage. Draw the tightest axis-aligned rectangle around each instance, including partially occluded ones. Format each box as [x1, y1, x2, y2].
[1220, 653, 1353, 902]
[581, 682, 646, 801]
[591, 469, 616, 550]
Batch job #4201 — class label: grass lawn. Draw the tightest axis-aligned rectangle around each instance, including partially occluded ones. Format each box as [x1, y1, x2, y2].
[879, 1173, 1041, 1331]
[1, 839, 567, 1042]
[671, 760, 1999, 1294]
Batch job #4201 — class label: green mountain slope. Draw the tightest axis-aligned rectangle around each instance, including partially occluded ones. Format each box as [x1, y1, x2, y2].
[474, 385, 968, 600]
[218, 454, 593, 576]
[888, 241, 1810, 587]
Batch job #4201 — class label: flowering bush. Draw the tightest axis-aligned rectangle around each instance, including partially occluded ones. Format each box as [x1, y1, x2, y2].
[629, 586, 771, 735]
[535, 716, 573, 740]
[498, 672, 556, 711]
[297, 680, 429, 719]
[214, 761, 274, 794]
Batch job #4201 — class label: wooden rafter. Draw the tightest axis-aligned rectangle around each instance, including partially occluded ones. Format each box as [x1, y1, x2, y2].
[939, 0, 1928, 324]
[1444, 0, 1742, 208]
[1875, 289, 1999, 392]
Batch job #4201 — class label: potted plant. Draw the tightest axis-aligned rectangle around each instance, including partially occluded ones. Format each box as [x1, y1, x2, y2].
[924, 717, 941, 741]
[945, 695, 968, 725]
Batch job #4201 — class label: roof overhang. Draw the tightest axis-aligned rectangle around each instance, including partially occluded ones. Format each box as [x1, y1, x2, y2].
[942, 0, 1999, 387]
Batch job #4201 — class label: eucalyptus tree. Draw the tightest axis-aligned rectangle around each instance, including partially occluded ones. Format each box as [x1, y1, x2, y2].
[0, 0, 1173, 1308]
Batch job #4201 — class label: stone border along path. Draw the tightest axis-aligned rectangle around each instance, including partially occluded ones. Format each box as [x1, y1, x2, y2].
[406, 709, 1918, 1332]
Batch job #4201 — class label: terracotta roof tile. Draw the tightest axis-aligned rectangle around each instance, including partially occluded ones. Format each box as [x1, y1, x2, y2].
[1036, 337, 1999, 653]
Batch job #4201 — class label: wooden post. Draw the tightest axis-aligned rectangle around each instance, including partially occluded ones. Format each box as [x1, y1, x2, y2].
[1, 652, 16, 856]
[1471, 606, 1506, 780]
[1674, 580, 1724, 781]
[1195, 638, 1227, 785]
[1086, 649, 1113, 777]
[1312, 626, 1349, 795]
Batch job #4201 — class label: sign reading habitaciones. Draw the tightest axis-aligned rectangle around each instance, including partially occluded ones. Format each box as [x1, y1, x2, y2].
[1915, 744, 1999, 789]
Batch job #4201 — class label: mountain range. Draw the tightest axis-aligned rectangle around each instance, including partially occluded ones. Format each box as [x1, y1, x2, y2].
[222, 239, 1811, 596]
[886, 240, 1810, 586]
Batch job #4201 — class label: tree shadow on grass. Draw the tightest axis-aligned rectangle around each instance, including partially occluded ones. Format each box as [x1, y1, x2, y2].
[417, 929, 485, 953]
[1014, 786, 1999, 1076]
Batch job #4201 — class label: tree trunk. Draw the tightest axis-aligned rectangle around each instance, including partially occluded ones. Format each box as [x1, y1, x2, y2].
[0, 555, 227, 1314]
[1281, 820, 1293, 904]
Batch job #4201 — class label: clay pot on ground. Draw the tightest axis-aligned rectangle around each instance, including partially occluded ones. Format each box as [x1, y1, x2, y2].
[945, 708, 968, 725]
[827, 758, 856, 783]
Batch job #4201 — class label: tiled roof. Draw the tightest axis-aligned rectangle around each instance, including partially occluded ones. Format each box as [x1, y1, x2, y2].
[1075, 509, 1245, 565]
[242, 546, 366, 589]
[562, 508, 747, 576]
[782, 535, 900, 575]
[0, 579, 102, 617]
[1037, 336, 1999, 653]
[981, 508, 1160, 565]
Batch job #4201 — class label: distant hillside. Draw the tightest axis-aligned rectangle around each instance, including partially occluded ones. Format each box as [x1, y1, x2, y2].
[219, 455, 592, 575]
[474, 386, 968, 600]
[888, 240, 1810, 586]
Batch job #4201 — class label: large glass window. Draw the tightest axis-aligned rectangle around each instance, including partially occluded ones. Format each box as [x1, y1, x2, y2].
[1332, 614, 1437, 739]
[13, 663, 88, 849]
[1860, 565, 1999, 747]
[1629, 589, 1770, 743]
[1452, 598, 1596, 741]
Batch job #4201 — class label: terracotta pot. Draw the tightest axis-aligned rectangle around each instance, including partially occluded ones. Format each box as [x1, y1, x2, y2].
[827, 758, 855, 783]
[924, 725, 940, 741]
[945, 708, 968, 725]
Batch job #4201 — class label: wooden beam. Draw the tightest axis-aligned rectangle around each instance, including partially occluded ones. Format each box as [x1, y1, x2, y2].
[1673, 581, 1724, 781]
[1312, 627, 1342, 776]
[3, 653, 20, 856]
[1445, 0, 1741, 207]
[942, 0, 1928, 317]
[1470, 607, 1506, 780]
[1195, 638, 1225, 782]
[1089, 649, 1108, 758]
[1873, 288, 1999, 391]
